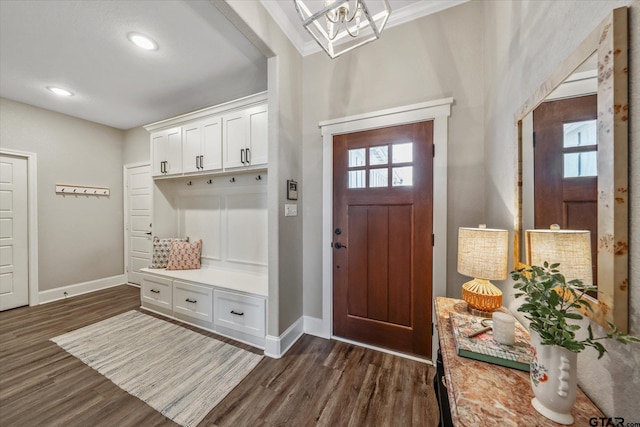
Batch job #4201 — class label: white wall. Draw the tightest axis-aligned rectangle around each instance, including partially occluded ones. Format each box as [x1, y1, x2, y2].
[483, 0, 639, 418]
[208, 0, 304, 337]
[123, 126, 149, 165]
[301, 1, 486, 319]
[0, 97, 125, 291]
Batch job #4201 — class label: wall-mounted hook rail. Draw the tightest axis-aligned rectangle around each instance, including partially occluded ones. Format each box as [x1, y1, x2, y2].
[187, 181, 193, 186]
[56, 184, 110, 196]
[255, 175, 262, 181]
[206, 179, 213, 184]
[230, 177, 236, 183]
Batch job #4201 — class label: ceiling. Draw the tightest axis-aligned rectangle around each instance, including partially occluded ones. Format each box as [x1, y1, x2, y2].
[0, 0, 467, 131]
[262, 0, 469, 56]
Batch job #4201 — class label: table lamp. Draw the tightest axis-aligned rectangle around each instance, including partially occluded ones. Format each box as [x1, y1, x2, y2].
[457, 225, 509, 316]
[525, 225, 592, 286]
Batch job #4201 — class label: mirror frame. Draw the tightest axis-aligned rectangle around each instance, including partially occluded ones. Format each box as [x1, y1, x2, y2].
[514, 8, 628, 332]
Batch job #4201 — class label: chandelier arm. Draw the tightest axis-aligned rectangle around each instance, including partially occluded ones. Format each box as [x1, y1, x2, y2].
[325, 12, 340, 24]
[345, 22, 360, 37]
[344, 0, 361, 23]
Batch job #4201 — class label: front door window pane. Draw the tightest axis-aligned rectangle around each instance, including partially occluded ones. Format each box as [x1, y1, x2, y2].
[563, 120, 597, 148]
[392, 166, 413, 186]
[564, 151, 597, 177]
[392, 143, 413, 164]
[348, 148, 366, 167]
[369, 146, 388, 165]
[369, 168, 388, 187]
[348, 170, 366, 188]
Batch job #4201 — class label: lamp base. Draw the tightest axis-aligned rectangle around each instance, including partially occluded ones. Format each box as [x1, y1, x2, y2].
[462, 278, 503, 314]
[467, 306, 495, 318]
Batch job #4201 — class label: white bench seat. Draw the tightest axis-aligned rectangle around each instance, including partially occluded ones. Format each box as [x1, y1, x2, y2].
[140, 267, 267, 297]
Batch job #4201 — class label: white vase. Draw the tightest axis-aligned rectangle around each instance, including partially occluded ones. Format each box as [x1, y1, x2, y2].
[529, 330, 578, 425]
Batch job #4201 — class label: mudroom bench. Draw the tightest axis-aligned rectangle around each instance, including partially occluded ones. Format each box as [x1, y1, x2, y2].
[140, 267, 267, 349]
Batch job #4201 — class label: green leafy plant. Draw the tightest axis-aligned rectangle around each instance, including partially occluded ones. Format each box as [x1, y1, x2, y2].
[512, 262, 639, 359]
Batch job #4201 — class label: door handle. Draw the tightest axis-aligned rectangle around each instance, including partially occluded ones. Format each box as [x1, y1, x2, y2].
[199, 155, 204, 169]
[196, 156, 200, 170]
[333, 242, 347, 249]
[240, 149, 246, 164]
[246, 148, 251, 164]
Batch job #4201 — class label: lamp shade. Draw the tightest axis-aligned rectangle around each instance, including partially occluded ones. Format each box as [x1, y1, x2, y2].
[457, 227, 509, 280]
[525, 228, 592, 286]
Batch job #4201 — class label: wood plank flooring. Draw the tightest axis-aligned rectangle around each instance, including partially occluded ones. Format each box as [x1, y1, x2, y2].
[0, 285, 439, 426]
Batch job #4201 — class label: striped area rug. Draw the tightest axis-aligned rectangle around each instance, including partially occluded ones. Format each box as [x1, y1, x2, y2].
[51, 310, 263, 427]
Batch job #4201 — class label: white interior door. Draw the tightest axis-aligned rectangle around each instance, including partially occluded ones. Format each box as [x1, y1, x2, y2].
[126, 164, 152, 285]
[0, 154, 29, 311]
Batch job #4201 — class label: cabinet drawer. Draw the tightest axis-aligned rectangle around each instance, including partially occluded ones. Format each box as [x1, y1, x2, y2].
[142, 275, 172, 310]
[214, 290, 265, 338]
[173, 280, 213, 323]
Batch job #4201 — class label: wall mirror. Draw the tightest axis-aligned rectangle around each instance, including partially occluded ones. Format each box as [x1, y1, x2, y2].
[514, 8, 628, 332]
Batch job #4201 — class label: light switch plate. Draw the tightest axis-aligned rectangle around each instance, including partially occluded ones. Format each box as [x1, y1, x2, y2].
[284, 204, 297, 217]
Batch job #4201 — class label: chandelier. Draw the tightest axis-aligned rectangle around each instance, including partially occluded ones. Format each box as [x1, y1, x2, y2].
[294, 0, 391, 59]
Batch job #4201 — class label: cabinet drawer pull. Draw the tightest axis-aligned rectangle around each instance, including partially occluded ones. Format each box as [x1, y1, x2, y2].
[185, 298, 197, 303]
[199, 155, 204, 169]
[246, 148, 251, 164]
[150, 289, 160, 294]
[196, 156, 200, 170]
[240, 149, 246, 164]
[230, 310, 244, 316]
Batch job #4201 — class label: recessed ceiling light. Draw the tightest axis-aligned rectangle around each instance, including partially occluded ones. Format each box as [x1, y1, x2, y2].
[47, 86, 74, 97]
[127, 32, 158, 51]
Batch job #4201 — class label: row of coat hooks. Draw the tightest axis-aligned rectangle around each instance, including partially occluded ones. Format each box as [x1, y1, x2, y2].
[56, 184, 110, 196]
[185, 174, 263, 186]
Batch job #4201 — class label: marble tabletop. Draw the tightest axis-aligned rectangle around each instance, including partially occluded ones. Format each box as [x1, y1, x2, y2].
[435, 297, 604, 427]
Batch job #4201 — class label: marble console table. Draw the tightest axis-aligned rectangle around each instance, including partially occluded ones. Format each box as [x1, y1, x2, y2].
[434, 297, 603, 426]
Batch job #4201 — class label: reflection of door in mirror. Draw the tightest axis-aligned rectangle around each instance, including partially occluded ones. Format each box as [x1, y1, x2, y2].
[533, 94, 597, 291]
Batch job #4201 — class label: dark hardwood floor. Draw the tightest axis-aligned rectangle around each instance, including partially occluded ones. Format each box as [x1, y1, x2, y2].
[0, 285, 439, 426]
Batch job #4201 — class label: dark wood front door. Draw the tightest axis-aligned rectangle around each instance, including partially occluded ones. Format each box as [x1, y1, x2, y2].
[333, 121, 433, 358]
[533, 94, 598, 284]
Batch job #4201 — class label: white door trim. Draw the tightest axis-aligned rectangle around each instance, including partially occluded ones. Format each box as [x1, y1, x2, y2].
[123, 162, 151, 285]
[0, 148, 39, 306]
[319, 97, 453, 359]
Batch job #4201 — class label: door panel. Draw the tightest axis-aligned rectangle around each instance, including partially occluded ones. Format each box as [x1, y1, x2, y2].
[333, 121, 433, 357]
[0, 155, 28, 311]
[127, 164, 152, 285]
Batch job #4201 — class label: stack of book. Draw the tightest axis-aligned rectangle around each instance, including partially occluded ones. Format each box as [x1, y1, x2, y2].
[449, 311, 533, 372]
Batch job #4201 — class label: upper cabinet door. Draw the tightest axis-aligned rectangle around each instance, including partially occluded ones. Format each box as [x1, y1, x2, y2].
[165, 127, 183, 175]
[201, 117, 222, 172]
[246, 104, 268, 167]
[223, 111, 248, 170]
[182, 123, 202, 174]
[151, 131, 167, 177]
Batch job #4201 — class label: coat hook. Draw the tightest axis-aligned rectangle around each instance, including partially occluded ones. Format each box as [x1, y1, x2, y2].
[206, 179, 213, 184]
[230, 177, 236, 183]
[187, 181, 192, 186]
[255, 175, 262, 181]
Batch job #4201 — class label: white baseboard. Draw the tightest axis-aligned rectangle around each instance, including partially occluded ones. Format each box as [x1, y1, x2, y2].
[39, 274, 126, 304]
[303, 315, 329, 339]
[264, 316, 304, 358]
